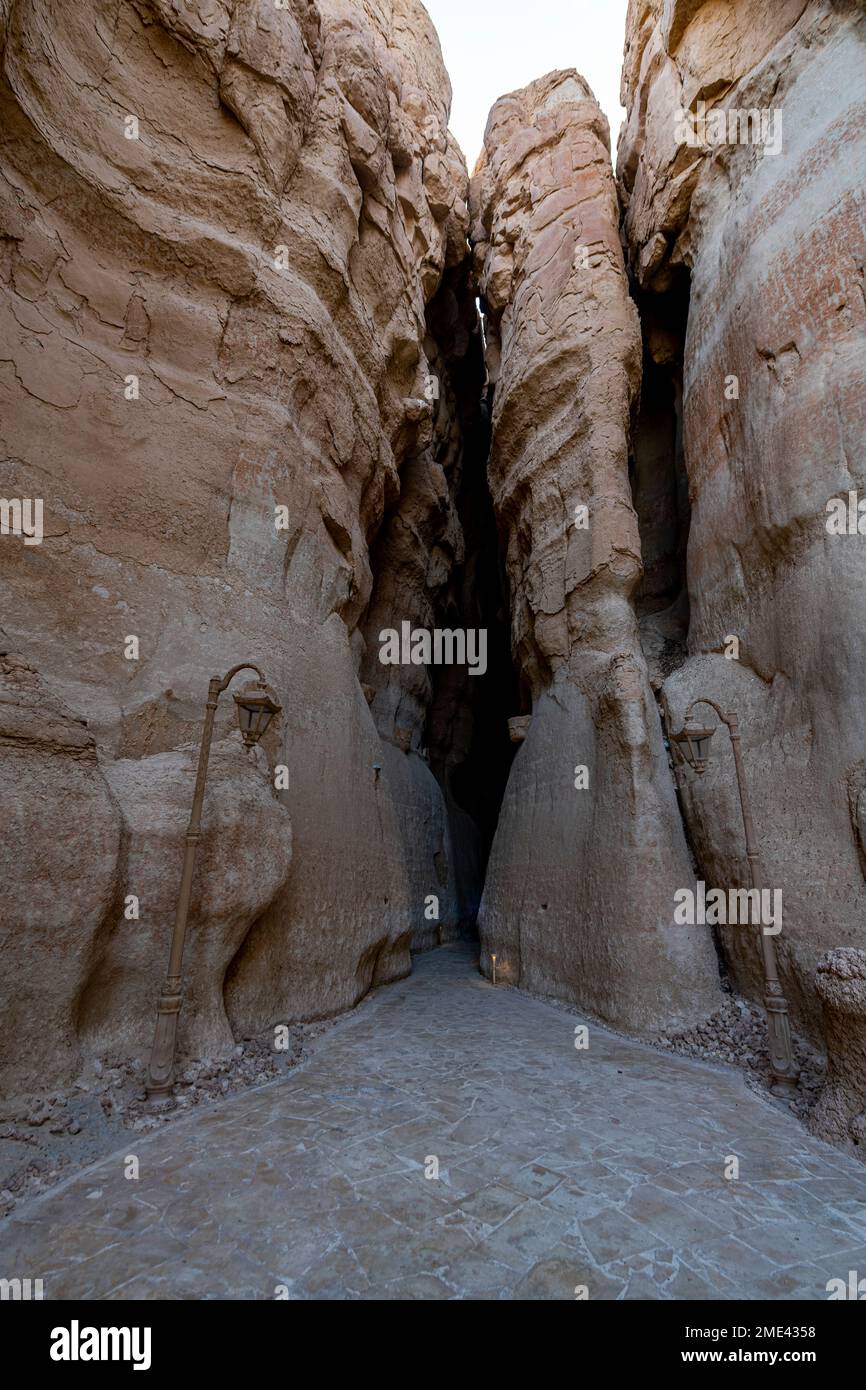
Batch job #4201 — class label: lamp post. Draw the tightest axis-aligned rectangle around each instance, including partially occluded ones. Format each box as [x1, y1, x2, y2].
[671, 697, 798, 1096]
[145, 663, 281, 1104]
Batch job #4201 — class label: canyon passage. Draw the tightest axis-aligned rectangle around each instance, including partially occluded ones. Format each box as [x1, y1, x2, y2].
[0, 0, 865, 1307]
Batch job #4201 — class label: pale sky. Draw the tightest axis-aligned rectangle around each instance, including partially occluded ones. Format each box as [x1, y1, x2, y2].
[422, 0, 630, 171]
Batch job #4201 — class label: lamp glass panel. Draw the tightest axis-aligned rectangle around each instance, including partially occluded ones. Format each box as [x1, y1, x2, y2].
[681, 725, 715, 768]
[234, 684, 280, 745]
[671, 731, 695, 768]
[695, 733, 712, 764]
[256, 707, 275, 738]
[237, 702, 256, 736]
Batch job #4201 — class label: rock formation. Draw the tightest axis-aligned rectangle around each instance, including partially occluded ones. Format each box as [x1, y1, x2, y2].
[619, 0, 866, 1044]
[810, 948, 866, 1154]
[89, 733, 293, 1063]
[0, 655, 121, 1094]
[0, 0, 487, 1096]
[470, 71, 722, 1035]
[2, 0, 865, 1154]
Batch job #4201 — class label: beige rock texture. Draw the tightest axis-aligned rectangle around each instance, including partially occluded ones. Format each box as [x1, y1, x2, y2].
[810, 949, 866, 1155]
[470, 71, 723, 1035]
[619, 0, 866, 1043]
[0, 654, 120, 1094]
[1, 643, 289, 1093]
[0, 0, 484, 1096]
[5, 0, 864, 1134]
[87, 733, 293, 1063]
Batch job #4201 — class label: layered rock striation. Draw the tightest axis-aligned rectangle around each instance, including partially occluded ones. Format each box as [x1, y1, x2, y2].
[5, 0, 864, 1118]
[0, 0, 486, 1095]
[470, 71, 722, 1034]
[619, 0, 866, 1040]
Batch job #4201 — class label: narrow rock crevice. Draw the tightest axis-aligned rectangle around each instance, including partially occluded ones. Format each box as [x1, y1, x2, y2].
[427, 275, 519, 899]
[357, 257, 518, 948]
[628, 272, 693, 688]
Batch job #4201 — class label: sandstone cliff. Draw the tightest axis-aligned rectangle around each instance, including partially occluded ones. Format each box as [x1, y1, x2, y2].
[4, 0, 864, 1122]
[619, 0, 866, 1041]
[470, 71, 723, 1034]
[0, 0, 484, 1095]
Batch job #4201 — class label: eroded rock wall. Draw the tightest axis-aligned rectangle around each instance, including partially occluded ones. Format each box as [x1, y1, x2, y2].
[354, 263, 489, 951]
[470, 71, 722, 1035]
[0, 0, 482, 1094]
[619, 0, 866, 1039]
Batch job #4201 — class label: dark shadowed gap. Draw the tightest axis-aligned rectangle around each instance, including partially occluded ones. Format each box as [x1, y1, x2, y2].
[425, 267, 518, 936]
[356, 262, 518, 943]
[628, 266, 731, 989]
[628, 267, 693, 681]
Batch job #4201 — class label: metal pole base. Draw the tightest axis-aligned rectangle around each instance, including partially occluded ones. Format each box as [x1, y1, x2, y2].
[145, 982, 182, 1105]
[770, 1074, 800, 1099]
[765, 988, 799, 1096]
[143, 1087, 177, 1113]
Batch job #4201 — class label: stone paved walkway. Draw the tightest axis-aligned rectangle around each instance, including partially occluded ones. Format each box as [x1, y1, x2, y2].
[2, 946, 866, 1300]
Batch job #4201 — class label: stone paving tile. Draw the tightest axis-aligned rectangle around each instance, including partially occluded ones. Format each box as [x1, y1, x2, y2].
[576, 1206, 662, 1265]
[685, 1234, 782, 1296]
[481, 1201, 563, 1270]
[547, 1183, 612, 1224]
[2, 944, 866, 1300]
[513, 1247, 623, 1300]
[617, 1183, 727, 1247]
[449, 1182, 529, 1229]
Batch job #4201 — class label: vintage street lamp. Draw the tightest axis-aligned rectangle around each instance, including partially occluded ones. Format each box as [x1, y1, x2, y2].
[145, 663, 281, 1104]
[670, 722, 716, 775]
[233, 677, 282, 747]
[672, 697, 798, 1095]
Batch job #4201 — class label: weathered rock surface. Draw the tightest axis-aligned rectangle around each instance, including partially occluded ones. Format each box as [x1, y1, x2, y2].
[810, 949, 866, 1156]
[6, 0, 863, 1136]
[0, 0, 484, 1093]
[619, 0, 866, 1042]
[85, 734, 293, 1062]
[471, 71, 722, 1034]
[0, 655, 120, 1094]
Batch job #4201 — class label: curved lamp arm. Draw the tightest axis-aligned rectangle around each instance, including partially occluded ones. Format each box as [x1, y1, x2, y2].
[685, 696, 731, 730]
[146, 659, 272, 1102]
[215, 662, 264, 694]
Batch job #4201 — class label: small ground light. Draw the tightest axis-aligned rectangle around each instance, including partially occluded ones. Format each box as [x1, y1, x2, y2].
[491, 954, 497, 985]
